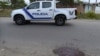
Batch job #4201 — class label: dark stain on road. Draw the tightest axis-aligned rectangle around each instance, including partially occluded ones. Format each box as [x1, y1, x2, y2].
[53, 47, 85, 56]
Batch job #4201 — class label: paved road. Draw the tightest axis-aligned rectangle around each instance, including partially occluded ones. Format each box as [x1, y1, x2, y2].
[0, 17, 100, 56]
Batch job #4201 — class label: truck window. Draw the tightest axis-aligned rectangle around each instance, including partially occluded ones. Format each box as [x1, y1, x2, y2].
[42, 2, 51, 8]
[27, 2, 40, 9]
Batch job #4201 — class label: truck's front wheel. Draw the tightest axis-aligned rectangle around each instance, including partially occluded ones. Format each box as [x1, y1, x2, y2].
[55, 16, 65, 26]
[14, 15, 26, 25]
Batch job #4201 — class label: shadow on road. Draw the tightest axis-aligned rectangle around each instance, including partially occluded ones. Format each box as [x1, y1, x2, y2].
[11, 22, 74, 27]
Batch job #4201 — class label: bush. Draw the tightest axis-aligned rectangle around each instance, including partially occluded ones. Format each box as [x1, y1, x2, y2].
[0, 9, 12, 17]
[11, 0, 26, 9]
[78, 12, 100, 20]
[0, 1, 9, 9]
[86, 11, 97, 18]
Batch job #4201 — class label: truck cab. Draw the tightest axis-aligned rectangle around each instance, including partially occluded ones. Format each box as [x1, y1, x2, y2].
[11, 0, 77, 26]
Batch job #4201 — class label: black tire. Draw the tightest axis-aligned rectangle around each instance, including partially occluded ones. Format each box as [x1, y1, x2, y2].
[14, 15, 26, 25]
[55, 16, 65, 26]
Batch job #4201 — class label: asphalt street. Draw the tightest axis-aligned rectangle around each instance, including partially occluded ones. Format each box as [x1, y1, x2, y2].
[0, 17, 100, 56]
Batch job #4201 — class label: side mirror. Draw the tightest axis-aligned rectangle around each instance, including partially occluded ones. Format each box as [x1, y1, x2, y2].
[26, 7, 30, 9]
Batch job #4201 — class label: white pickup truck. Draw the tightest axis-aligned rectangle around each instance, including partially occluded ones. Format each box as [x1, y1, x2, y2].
[11, 0, 77, 26]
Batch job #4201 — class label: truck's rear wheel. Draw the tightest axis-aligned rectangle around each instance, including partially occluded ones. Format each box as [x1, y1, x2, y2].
[55, 16, 65, 26]
[14, 15, 26, 25]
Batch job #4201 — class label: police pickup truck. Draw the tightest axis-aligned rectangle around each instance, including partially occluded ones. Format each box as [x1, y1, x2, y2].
[11, 0, 77, 26]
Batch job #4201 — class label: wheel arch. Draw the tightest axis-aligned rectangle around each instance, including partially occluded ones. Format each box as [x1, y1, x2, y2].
[13, 14, 25, 21]
[54, 14, 67, 20]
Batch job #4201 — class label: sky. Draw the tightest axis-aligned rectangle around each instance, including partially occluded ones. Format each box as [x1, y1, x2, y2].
[24, 0, 100, 5]
[81, 0, 100, 3]
[24, 0, 30, 5]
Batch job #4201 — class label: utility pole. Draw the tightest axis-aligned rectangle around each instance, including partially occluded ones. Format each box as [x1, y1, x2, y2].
[88, 0, 90, 12]
[96, 0, 97, 3]
[96, 0, 97, 4]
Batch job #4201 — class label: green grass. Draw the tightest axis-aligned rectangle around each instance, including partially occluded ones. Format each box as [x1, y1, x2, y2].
[0, 9, 12, 17]
[78, 13, 100, 20]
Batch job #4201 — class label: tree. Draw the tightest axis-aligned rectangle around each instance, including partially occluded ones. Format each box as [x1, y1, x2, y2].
[11, 0, 26, 9]
[17, 0, 26, 8]
[30, 0, 33, 2]
[58, 0, 80, 7]
[0, 1, 9, 10]
[59, 0, 74, 5]
[11, 0, 17, 9]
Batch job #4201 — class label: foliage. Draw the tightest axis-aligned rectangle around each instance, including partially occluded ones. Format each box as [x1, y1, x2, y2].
[78, 12, 100, 20]
[16, 0, 26, 8]
[86, 11, 97, 18]
[58, 0, 80, 6]
[0, 1, 9, 9]
[11, 0, 26, 9]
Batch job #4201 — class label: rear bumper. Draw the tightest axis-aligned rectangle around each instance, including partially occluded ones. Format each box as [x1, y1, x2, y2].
[67, 16, 77, 20]
[74, 17, 77, 19]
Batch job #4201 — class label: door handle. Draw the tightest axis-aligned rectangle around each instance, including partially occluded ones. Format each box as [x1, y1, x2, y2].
[49, 9, 53, 11]
[37, 10, 40, 11]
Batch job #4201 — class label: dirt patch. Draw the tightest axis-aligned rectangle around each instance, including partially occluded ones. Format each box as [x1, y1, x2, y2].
[53, 47, 85, 56]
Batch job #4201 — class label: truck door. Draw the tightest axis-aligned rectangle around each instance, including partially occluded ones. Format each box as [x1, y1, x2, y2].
[40, 2, 54, 19]
[25, 2, 41, 19]
[25, 2, 53, 20]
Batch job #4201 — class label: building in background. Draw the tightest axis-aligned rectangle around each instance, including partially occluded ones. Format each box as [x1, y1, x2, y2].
[71, 0, 98, 13]
[77, 2, 97, 13]
[95, 3, 100, 14]
[0, 0, 11, 2]
[0, 0, 11, 5]
[77, 0, 100, 13]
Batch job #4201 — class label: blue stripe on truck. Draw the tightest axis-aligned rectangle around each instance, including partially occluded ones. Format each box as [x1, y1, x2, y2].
[23, 8, 34, 19]
[23, 8, 52, 19]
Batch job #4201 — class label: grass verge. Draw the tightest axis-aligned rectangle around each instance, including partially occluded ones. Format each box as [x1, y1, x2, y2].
[78, 13, 100, 20]
[0, 9, 12, 17]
